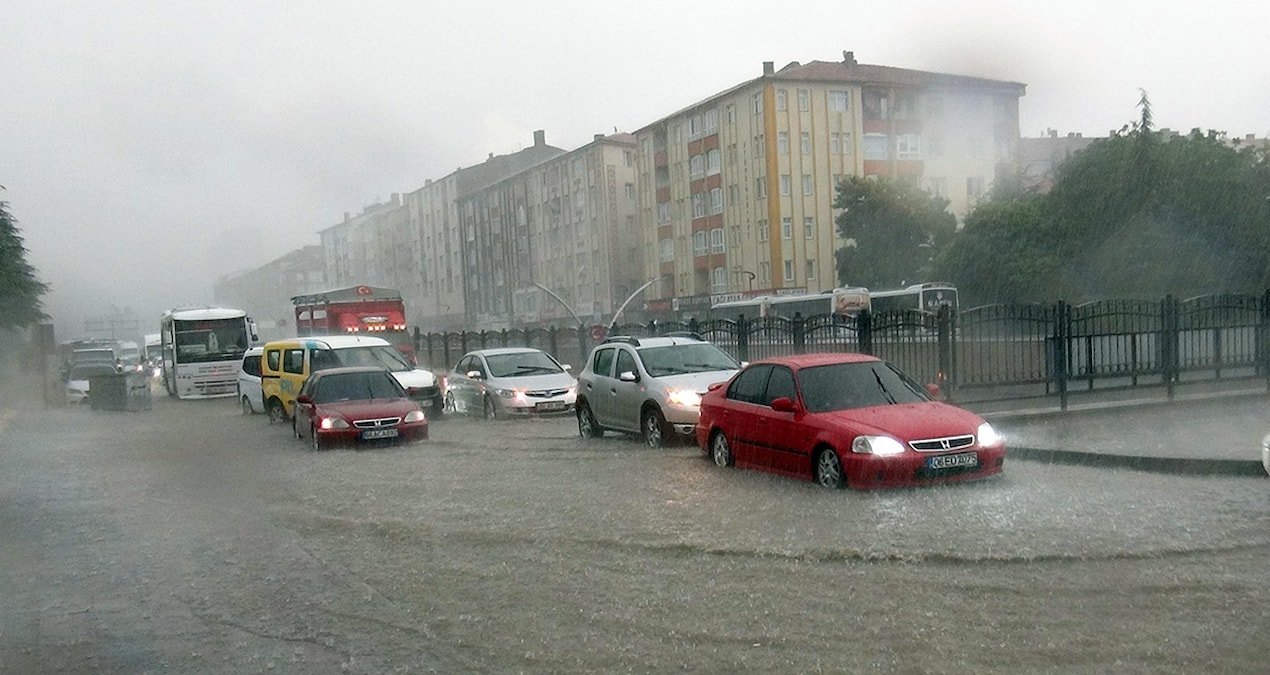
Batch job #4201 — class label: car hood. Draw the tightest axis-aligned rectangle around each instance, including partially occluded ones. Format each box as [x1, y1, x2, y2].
[488, 372, 575, 390]
[391, 368, 436, 389]
[316, 398, 420, 420]
[655, 369, 738, 394]
[817, 401, 983, 440]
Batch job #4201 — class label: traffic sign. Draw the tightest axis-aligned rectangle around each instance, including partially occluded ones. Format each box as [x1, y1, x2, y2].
[589, 324, 607, 342]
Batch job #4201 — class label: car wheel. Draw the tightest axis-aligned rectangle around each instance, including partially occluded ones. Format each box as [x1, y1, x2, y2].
[266, 399, 287, 425]
[311, 425, 322, 451]
[241, 395, 254, 415]
[443, 391, 457, 414]
[642, 407, 667, 448]
[292, 417, 302, 440]
[577, 401, 602, 438]
[815, 447, 844, 489]
[482, 395, 498, 421]
[710, 430, 734, 467]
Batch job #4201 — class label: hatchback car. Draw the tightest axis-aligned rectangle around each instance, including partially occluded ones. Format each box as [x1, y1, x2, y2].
[236, 346, 263, 414]
[576, 335, 740, 447]
[696, 352, 1006, 489]
[444, 347, 576, 419]
[291, 367, 428, 450]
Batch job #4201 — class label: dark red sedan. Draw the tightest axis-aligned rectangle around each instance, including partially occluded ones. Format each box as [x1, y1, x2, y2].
[293, 367, 429, 450]
[695, 353, 1005, 489]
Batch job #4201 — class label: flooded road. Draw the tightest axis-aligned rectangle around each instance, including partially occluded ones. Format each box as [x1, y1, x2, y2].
[2, 389, 1267, 672]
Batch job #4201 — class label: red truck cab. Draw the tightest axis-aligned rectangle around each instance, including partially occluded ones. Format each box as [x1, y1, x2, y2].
[292, 286, 416, 363]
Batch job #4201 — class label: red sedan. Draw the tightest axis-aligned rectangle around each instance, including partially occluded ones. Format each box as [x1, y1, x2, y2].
[695, 353, 1005, 489]
[293, 367, 429, 450]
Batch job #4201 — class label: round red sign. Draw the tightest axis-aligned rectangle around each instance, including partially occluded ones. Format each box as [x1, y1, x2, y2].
[589, 324, 607, 342]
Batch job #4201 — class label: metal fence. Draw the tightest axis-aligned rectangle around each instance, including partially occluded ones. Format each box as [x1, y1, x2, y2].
[414, 291, 1270, 410]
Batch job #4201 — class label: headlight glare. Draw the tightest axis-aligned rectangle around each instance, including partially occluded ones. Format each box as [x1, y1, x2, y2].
[320, 417, 350, 430]
[667, 390, 702, 407]
[404, 410, 426, 423]
[977, 422, 1002, 447]
[851, 435, 905, 455]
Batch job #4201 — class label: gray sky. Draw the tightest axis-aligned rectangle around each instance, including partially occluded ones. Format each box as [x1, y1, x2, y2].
[3, 0, 1267, 339]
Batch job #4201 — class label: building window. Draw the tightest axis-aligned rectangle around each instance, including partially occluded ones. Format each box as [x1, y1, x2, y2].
[688, 114, 702, 137]
[806, 259, 817, 280]
[776, 89, 787, 111]
[804, 216, 814, 239]
[967, 176, 985, 200]
[712, 266, 727, 292]
[802, 174, 813, 195]
[731, 225, 742, 246]
[727, 104, 736, 124]
[656, 202, 671, 223]
[752, 92, 763, 115]
[781, 217, 792, 239]
[690, 154, 704, 178]
[758, 219, 769, 242]
[625, 183, 634, 199]
[710, 227, 725, 253]
[777, 131, 789, 155]
[783, 260, 794, 282]
[659, 238, 674, 262]
[863, 89, 888, 120]
[800, 132, 811, 155]
[829, 90, 850, 112]
[706, 148, 721, 175]
[704, 108, 719, 132]
[693, 230, 707, 256]
[755, 177, 767, 199]
[798, 88, 810, 112]
[779, 174, 791, 196]
[897, 134, 921, 160]
[692, 193, 706, 218]
[759, 261, 770, 282]
[709, 187, 723, 214]
[754, 134, 765, 158]
[830, 132, 841, 155]
[863, 133, 889, 160]
[843, 132, 853, 154]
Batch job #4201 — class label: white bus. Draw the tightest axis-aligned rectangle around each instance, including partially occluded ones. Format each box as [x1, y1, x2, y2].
[160, 308, 259, 399]
[869, 283, 959, 315]
[709, 288, 871, 320]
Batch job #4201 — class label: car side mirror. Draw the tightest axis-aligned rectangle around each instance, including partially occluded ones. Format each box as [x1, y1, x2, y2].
[562, 364, 572, 372]
[925, 383, 942, 399]
[466, 370, 483, 380]
[740, 361, 749, 368]
[618, 370, 639, 383]
[296, 394, 313, 405]
[770, 396, 799, 413]
[707, 381, 725, 392]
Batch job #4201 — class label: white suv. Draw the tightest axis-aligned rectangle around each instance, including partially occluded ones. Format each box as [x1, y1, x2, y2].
[575, 335, 740, 447]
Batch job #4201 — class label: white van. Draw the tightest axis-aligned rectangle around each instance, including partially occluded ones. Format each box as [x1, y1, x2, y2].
[237, 346, 264, 414]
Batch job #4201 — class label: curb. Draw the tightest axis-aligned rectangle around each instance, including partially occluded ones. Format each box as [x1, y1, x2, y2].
[1009, 446, 1267, 477]
[973, 387, 1268, 422]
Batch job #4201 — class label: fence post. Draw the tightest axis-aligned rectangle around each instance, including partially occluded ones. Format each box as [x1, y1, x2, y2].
[442, 333, 451, 370]
[578, 325, 588, 367]
[648, 319, 658, 337]
[737, 314, 750, 363]
[549, 325, 559, 360]
[936, 305, 952, 400]
[500, 329, 509, 348]
[793, 313, 805, 354]
[688, 317, 699, 337]
[1053, 301, 1069, 412]
[1260, 289, 1270, 391]
[858, 309, 873, 355]
[459, 331, 468, 355]
[412, 326, 421, 360]
[1162, 295, 1179, 400]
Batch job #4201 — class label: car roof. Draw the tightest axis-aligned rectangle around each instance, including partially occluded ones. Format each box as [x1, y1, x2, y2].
[753, 352, 881, 369]
[263, 335, 391, 349]
[243, 346, 263, 356]
[613, 336, 706, 349]
[467, 347, 544, 357]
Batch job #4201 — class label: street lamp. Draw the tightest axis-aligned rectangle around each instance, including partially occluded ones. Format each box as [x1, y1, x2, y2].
[607, 277, 663, 332]
[737, 270, 756, 291]
[531, 282, 585, 329]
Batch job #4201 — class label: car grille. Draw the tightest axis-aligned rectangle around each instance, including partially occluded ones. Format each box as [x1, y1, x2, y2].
[526, 388, 570, 398]
[353, 417, 401, 429]
[909, 434, 975, 452]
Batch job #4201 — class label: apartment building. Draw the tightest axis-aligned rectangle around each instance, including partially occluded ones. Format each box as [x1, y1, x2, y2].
[457, 133, 641, 329]
[211, 245, 326, 341]
[634, 53, 1026, 316]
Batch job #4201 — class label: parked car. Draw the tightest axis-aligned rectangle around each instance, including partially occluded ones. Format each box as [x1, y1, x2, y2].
[291, 367, 429, 450]
[260, 335, 442, 423]
[237, 346, 263, 414]
[575, 334, 740, 447]
[696, 352, 1007, 489]
[65, 363, 117, 404]
[444, 348, 576, 419]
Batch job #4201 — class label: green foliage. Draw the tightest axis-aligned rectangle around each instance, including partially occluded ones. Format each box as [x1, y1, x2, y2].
[833, 176, 957, 289]
[0, 200, 49, 329]
[935, 114, 1270, 303]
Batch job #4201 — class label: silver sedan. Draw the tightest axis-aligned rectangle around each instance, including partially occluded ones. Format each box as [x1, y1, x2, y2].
[443, 348, 576, 420]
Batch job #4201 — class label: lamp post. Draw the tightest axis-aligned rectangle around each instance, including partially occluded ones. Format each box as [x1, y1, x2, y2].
[607, 277, 663, 332]
[531, 282, 585, 329]
[738, 270, 756, 291]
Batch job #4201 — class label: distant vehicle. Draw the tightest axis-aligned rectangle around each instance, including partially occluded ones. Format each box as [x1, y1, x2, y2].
[64, 362, 118, 404]
[292, 367, 428, 450]
[868, 282, 958, 315]
[160, 307, 259, 399]
[69, 347, 117, 367]
[237, 347, 264, 414]
[696, 352, 1005, 489]
[260, 335, 441, 424]
[709, 287, 870, 320]
[115, 340, 141, 366]
[575, 335, 740, 447]
[292, 285, 415, 363]
[143, 333, 162, 377]
[445, 348, 576, 419]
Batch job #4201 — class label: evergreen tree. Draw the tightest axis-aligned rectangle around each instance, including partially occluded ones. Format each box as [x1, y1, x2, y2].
[0, 199, 49, 329]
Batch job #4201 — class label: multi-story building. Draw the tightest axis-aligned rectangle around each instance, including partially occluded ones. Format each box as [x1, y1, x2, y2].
[211, 245, 326, 341]
[634, 53, 1026, 316]
[458, 133, 640, 329]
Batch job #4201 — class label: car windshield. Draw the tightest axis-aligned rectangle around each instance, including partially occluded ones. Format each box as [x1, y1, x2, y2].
[68, 364, 117, 380]
[797, 361, 931, 413]
[312, 372, 403, 404]
[485, 351, 562, 378]
[320, 346, 412, 372]
[638, 343, 738, 377]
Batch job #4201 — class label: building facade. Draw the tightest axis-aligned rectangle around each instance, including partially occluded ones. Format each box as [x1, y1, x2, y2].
[634, 53, 1026, 315]
[211, 245, 326, 341]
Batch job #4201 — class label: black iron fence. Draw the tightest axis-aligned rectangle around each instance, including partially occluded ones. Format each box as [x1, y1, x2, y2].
[414, 291, 1270, 410]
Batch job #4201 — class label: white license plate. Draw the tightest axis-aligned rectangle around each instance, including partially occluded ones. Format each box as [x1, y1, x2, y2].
[536, 401, 566, 411]
[361, 428, 399, 440]
[927, 452, 978, 470]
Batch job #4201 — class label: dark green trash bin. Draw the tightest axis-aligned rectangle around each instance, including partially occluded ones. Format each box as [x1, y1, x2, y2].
[88, 371, 152, 411]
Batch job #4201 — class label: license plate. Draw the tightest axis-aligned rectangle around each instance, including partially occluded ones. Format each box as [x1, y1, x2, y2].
[361, 428, 399, 440]
[536, 401, 566, 412]
[926, 452, 978, 470]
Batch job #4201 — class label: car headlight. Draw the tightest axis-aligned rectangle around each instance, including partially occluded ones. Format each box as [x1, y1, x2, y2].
[319, 417, 350, 430]
[667, 390, 702, 407]
[493, 387, 516, 398]
[404, 410, 426, 423]
[851, 435, 905, 456]
[977, 422, 1002, 447]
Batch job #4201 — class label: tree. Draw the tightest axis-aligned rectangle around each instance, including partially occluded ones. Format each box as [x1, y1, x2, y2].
[0, 199, 49, 329]
[833, 176, 956, 289]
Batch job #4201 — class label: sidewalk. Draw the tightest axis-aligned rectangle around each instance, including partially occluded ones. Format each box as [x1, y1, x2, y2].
[969, 383, 1269, 476]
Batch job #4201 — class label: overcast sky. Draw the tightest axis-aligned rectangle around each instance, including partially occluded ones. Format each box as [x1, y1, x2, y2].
[3, 0, 1267, 339]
